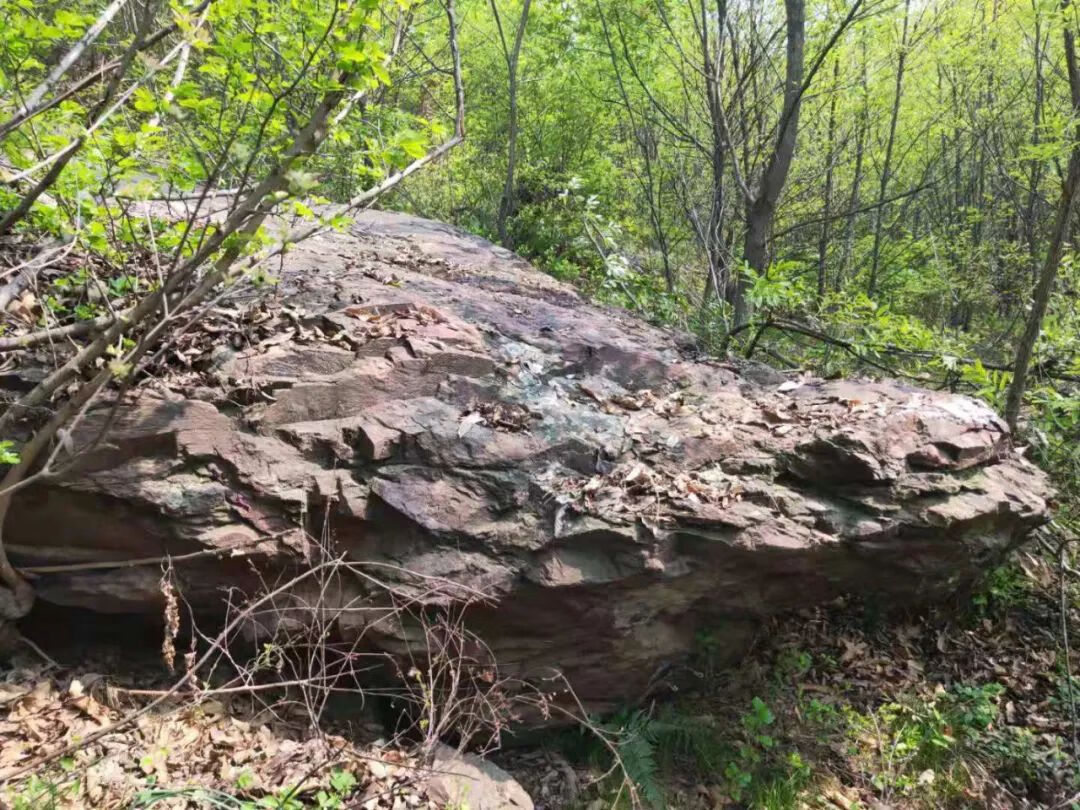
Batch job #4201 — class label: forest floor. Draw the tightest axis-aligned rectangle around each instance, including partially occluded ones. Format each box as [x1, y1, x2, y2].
[1, 547, 1078, 810]
[503, 546, 1080, 810]
[0, 652, 441, 809]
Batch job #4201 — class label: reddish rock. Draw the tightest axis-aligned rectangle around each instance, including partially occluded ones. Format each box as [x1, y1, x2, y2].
[7, 211, 1051, 712]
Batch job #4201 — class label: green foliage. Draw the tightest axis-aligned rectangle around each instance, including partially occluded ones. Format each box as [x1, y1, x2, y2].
[971, 563, 1033, 613]
[566, 643, 1075, 809]
[746, 262, 812, 316]
[847, 682, 1007, 800]
[576, 698, 812, 809]
[0, 0, 446, 256]
[0, 439, 20, 465]
[132, 768, 360, 809]
[714, 696, 813, 806]
[553, 708, 665, 807]
[4, 773, 80, 810]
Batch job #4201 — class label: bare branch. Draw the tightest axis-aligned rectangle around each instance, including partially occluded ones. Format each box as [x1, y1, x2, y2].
[9, 0, 130, 126]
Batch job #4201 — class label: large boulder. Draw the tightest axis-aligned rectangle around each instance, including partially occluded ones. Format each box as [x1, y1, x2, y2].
[7, 211, 1051, 711]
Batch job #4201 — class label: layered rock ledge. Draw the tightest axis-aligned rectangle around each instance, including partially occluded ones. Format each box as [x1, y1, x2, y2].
[8, 211, 1051, 709]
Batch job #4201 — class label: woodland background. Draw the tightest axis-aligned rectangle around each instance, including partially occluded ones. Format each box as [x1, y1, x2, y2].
[1, 0, 1080, 806]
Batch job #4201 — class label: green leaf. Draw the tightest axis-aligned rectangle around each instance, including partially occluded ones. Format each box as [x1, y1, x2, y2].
[133, 87, 157, 113]
[328, 770, 357, 795]
[337, 43, 366, 68]
[0, 441, 21, 466]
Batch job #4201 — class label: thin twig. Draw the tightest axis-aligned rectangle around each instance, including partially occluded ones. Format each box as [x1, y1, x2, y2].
[14, 532, 278, 575]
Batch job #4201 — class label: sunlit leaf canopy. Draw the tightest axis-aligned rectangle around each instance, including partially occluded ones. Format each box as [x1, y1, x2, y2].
[0, 0, 450, 255]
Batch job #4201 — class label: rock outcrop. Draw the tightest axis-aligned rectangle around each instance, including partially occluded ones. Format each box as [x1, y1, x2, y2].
[7, 211, 1051, 710]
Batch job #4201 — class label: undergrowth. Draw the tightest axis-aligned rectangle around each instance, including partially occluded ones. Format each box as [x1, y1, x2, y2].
[548, 553, 1080, 809]
[130, 768, 360, 809]
[5, 772, 80, 810]
[5, 767, 364, 810]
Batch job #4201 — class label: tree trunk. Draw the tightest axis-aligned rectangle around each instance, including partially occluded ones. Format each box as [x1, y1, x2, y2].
[701, 0, 729, 303]
[840, 38, 869, 285]
[867, 0, 911, 296]
[491, 0, 532, 249]
[595, 4, 674, 292]
[1004, 5, 1080, 431]
[817, 58, 840, 299]
[1024, 5, 1047, 284]
[735, 0, 806, 326]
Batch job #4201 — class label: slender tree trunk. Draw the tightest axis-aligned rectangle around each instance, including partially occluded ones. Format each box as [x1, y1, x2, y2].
[736, 0, 806, 326]
[1005, 4, 1080, 431]
[645, 138, 674, 292]
[840, 39, 869, 285]
[1024, 1, 1047, 283]
[704, 0, 729, 304]
[596, 3, 673, 291]
[817, 59, 840, 298]
[867, 0, 911, 296]
[498, 65, 519, 247]
[731, 0, 864, 325]
[490, 0, 532, 249]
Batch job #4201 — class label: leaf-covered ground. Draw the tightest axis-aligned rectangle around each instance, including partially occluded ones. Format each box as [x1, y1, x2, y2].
[0, 654, 442, 809]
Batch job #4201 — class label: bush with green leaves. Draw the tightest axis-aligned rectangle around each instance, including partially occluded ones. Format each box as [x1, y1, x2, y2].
[0, 0, 465, 623]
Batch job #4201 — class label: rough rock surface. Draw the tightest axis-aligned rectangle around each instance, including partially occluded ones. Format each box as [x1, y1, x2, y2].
[8, 211, 1052, 710]
[425, 744, 533, 810]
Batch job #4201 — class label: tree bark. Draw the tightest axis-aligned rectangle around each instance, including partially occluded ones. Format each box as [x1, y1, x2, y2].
[839, 38, 869, 285]
[597, 3, 674, 292]
[1024, 2, 1048, 284]
[490, 0, 532, 249]
[7, 0, 129, 130]
[867, 0, 911, 296]
[1005, 3, 1080, 431]
[703, 0, 729, 303]
[817, 58, 840, 299]
[736, 0, 806, 326]
[0, 1, 155, 234]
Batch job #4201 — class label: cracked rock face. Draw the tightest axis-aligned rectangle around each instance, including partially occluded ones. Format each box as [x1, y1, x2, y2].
[9, 211, 1051, 710]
